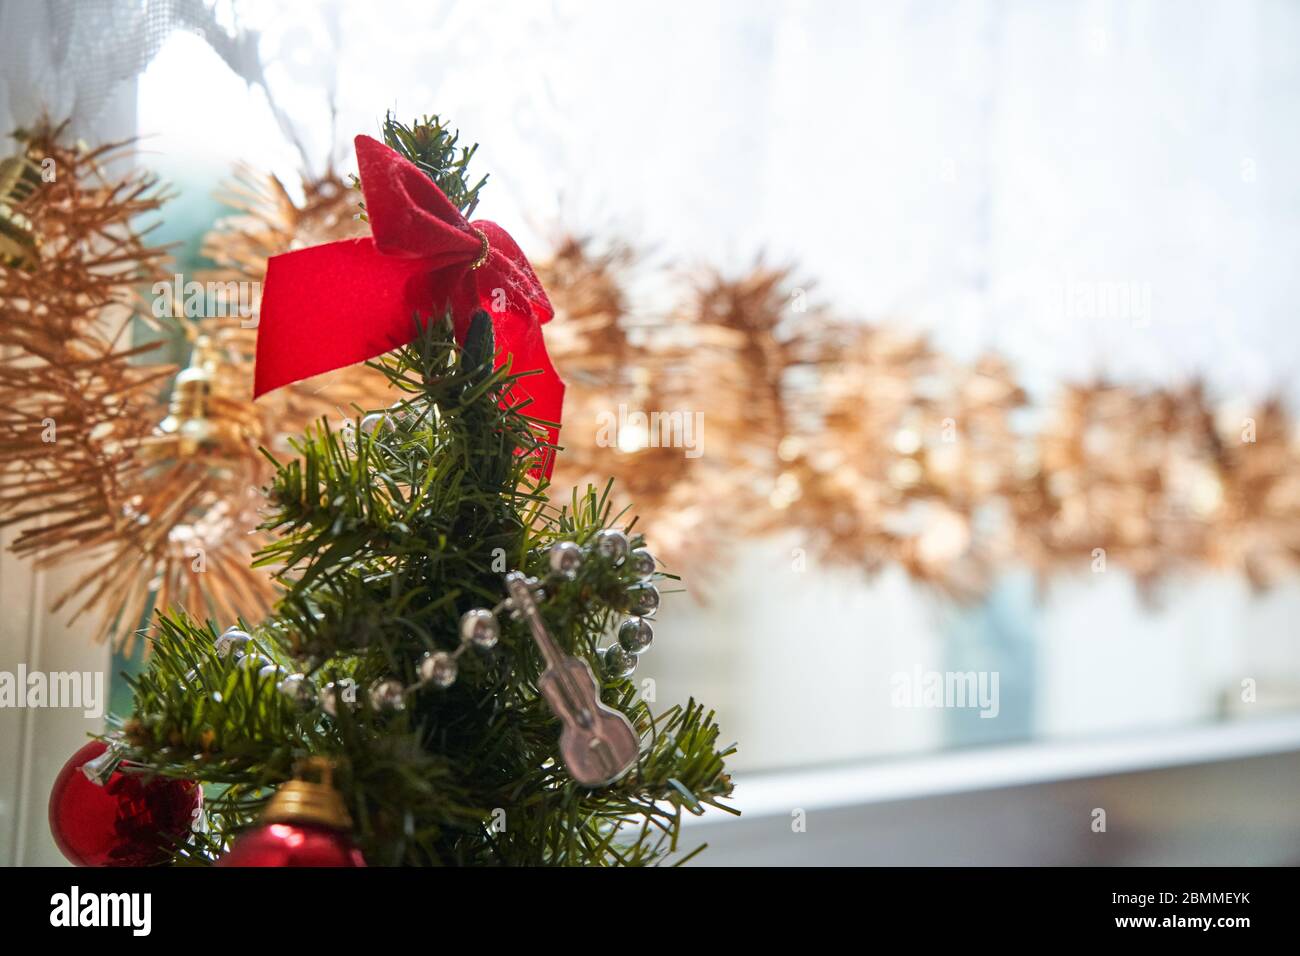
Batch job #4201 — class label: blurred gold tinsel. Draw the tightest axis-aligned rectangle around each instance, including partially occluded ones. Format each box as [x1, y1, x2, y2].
[772, 328, 1027, 598]
[1016, 381, 1300, 596]
[0, 133, 394, 650]
[538, 238, 760, 575]
[539, 237, 1300, 599]
[0, 125, 179, 650]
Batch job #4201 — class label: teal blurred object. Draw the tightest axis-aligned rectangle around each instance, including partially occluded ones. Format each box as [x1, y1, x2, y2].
[941, 570, 1037, 749]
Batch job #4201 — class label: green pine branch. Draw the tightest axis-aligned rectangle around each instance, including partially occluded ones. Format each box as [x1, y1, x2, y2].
[379, 112, 488, 217]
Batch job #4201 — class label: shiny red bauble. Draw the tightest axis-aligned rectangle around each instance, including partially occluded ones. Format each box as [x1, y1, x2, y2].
[48, 740, 202, 867]
[218, 822, 366, 867]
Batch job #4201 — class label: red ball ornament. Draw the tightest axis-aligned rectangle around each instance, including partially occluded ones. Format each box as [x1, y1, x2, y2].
[48, 740, 202, 867]
[218, 821, 366, 867]
[217, 757, 365, 867]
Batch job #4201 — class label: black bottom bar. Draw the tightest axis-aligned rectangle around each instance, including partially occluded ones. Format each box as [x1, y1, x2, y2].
[10, 865, 1289, 939]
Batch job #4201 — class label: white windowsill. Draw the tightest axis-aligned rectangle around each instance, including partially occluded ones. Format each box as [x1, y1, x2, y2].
[685, 713, 1300, 823]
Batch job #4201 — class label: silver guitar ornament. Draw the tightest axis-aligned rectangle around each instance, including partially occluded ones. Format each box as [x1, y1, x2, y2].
[504, 572, 639, 787]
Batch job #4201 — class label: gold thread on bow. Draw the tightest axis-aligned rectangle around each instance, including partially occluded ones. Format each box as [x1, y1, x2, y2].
[470, 227, 490, 270]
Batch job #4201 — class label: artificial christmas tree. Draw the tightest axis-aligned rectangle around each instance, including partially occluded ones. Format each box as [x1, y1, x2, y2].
[62, 114, 734, 867]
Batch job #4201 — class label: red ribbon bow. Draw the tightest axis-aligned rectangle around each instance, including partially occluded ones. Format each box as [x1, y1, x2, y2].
[253, 134, 564, 476]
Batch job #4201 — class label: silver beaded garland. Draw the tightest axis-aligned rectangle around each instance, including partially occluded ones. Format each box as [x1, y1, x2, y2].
[592, 529, 629, 564]
[321, 681, 348, 717]
[549, 540, 584, 577]
[602, 644, 638, 679]
[419, 650, 458, 689]
[321, 683, 338, 717]
[367, 535, 667, 700]
[258, 662, 284, 682]
[206, 528, 669, 720]
[625, 584, 660, 617]
[460, 608, 500, 649]
[618, 618, 654, 655]
[628, 548, 656, 579]
[277, 674, 317, 709]
[238, 652, 272, 671]
[214, 627, 251, 658]
[369, 678, 407, 712]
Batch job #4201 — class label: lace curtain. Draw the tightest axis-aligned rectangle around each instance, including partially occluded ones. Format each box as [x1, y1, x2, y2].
[0, 0, 262, 146]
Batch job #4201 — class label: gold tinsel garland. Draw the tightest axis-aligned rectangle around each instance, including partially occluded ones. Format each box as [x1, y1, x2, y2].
[539, 236, 745, 575]
[0, 138, 398, 650]
[0, 124, 179, 649]
[1015, 380, 1300, 595]
[538, 235, 1300, 598]
[774, 327, 1026, 598]
[1212, 397, 1300, 588]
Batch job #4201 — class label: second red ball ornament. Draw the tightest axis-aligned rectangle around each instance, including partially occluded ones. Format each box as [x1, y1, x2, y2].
[218, 758, 366, 867]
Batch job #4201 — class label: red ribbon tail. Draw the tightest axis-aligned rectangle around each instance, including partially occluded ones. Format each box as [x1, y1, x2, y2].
[504, 327, 564, 480]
